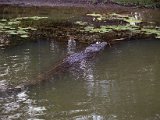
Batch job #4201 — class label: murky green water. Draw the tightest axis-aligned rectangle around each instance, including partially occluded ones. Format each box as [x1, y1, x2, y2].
[0, 6, 160, 120]
[0, 39, 160, 120]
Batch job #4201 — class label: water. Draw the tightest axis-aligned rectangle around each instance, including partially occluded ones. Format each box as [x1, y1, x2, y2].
[0, 40, 69, 86]
[0, 5, 160, 120]
[0, 39, 160, 120]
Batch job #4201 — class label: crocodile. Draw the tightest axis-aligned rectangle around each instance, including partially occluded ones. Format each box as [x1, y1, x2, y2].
[0, 42, 107, 96]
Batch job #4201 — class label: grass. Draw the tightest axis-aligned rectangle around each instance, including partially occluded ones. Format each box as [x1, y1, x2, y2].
[112, 0, 160, 7]
[75, 12, 160, 39]
[92, 0, 160, 7]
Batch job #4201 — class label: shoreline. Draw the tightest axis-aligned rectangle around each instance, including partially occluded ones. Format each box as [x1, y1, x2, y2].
[0, 1, 157, 9]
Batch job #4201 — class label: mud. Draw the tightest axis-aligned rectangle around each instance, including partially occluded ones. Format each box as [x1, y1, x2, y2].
[0, 0, 138, 10]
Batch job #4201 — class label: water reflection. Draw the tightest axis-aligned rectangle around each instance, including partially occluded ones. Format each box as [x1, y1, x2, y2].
[0, 34, 10, 47]
[55, 40, 160, 119]
[67, 37, 76, 55]
[69, 55, 113, 99]
[1, 90, 46, 120]
[0, 40, 67, 86]
[1, 40, 160, 120]
[0, 40, 68, 119]
[66, 52, 115, 120]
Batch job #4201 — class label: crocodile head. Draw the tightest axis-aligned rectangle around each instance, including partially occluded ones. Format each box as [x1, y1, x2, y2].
[84, 42, 107, 53]
[65, 42, 107, 64]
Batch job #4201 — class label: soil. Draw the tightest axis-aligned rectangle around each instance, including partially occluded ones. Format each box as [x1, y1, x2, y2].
[0, 0, 138, 9]
[0, 0, 104, 6]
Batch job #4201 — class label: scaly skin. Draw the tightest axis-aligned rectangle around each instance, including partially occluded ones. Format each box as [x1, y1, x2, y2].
[0, 42, 107, 97]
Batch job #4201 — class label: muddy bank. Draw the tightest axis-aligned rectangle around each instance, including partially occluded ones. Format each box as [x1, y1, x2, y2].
[0, 0, 148, 8]
[0, 4, 159, 48]
[0, 0, 159, 8]
[0, 0, 122, 7]
[0, 0, 112, 7]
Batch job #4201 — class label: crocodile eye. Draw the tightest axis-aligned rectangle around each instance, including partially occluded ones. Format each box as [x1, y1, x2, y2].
[96, 42, 100, 44]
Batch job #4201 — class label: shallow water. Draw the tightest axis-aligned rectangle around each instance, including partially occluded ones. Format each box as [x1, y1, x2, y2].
[0, 39, 160, 120]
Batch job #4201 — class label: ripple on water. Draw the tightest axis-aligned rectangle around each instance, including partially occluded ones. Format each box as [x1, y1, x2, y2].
[0, 40, 160, 119]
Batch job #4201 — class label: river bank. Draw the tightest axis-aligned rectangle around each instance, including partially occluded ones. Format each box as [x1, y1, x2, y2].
[0, 0, 159, 8]
[0, 2, 160, 48]
[0, 2, 160, 119]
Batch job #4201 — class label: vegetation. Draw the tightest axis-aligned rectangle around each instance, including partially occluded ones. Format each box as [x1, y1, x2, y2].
[117, 0, 160, 7]
[0, 5, 159, 47]
[93, 0, 160, 7]
[75, 13, 160, 40]
[0, 16, 48, 38]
